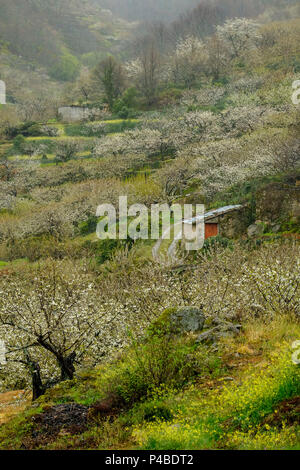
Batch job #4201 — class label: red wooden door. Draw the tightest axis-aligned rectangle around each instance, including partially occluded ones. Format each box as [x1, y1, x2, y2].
[205, 223, 218, 239]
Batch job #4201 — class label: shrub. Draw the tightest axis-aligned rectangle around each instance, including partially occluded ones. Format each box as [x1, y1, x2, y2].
[55, 141, 80, 163]
[8, 121, 41, 139]
[25, 124, 43, 137]
[13, 134, 26, 152]
[118, 106, 130, 119]
[78, 216, 98, 235]
[202, 236, 233, 254]
[81, 239, 134, 265]
[158, 88, 183, 107]
[40, 126, 59, 137]
[49, 54, 80, 82]
[105, 120, 139, 133]
[142, 401, 174, 423]
[107, 321, 219, 407]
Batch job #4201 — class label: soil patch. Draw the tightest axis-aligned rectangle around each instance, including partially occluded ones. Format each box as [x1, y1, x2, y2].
[263, 396, 300, 427]
[22, 403, 89, 448]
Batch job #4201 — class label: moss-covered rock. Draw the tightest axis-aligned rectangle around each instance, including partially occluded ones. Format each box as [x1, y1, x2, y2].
[149, 306, 205, 337]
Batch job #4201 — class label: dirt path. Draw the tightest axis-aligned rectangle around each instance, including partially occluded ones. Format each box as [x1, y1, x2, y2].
[0, 390, 31, 425]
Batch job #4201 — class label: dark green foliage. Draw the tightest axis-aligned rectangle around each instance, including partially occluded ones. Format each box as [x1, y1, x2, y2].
[113, 87, 139, 117]
[81, 238, 134, 265]
[106, 120, 139, 133]
[78, 216, 99, 235]
[106, 319, 222, 407]
[212, 77, 230, 86]
[49, 54, 80, 82]
[202, 236, 234, 254]
[210, 172, 300, 208]
[13, 134, 26, 152]
[25, 124, 43, 137]
[92, 56, 125, 110]
[187, 97, 228, 114]
[292, 58, 300, 73]
[7, 122, 42, 139]
[117, 107, 130, 119]
[142, 402, 174, 422]
[95, 239, 134, 264]
[64, 124, 96, 137]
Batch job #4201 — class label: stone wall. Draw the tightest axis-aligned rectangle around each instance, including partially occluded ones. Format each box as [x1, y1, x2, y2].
[0, 80, 6, 105]
[212, 208, 250, 239]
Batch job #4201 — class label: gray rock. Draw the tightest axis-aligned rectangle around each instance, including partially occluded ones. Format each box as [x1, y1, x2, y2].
[196, 327, 220, 343]
[247, 223, 265, 237]
[170, 306, 205, 333]
[271, 224, 281, 233]
[196, 322, 242, 344]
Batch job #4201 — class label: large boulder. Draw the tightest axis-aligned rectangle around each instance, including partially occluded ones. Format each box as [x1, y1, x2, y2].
[170, 306, 206, 333]
[150, 306, 206, 336]
[247, 222, 265, 238]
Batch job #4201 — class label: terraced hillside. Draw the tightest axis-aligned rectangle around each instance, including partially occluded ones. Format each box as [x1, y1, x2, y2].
[0, 4, 299, 451]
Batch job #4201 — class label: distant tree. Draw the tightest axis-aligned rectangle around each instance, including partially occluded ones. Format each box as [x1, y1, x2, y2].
[260, 21, 300, 72]
[55, 141, 80, 164]
[126, 44, 160, 106]
[0, 155, 14, 182]
[17, 97, 54, 123]
[93, 56, 125, 110]
[65, 67, 94, 105]
[0, 105, 19, 139]
[76, 68, 94, 103]
[216, 18, 262, 60]
[172, 36, 207, 88]
[140, 44, 161, 105]
[148, 21, 169, 52]
[206, 34, 228, 81]
[50, 53, 80, 82]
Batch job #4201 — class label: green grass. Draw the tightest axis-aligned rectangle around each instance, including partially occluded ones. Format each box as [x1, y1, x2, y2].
[0, 258, 28, 269]
[26, 136, 92, 142]
[134, 329, 300, 450]
[0, 317, 299, 450]
[64, 119, 140, 137]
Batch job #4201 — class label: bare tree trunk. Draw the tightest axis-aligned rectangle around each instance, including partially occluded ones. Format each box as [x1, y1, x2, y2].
[58, 352, 76, 381]
[36, 337, 76, 381]
[24, 350, 45, 401]
[31, 362, 45, 401]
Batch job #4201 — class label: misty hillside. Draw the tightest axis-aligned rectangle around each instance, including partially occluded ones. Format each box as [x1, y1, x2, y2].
[97, 0, 200, 22]
[1, 0, 299, 90]
[1, 1, 299, 70]
[0, 0, 135, 78]
[0, 0, 300, 452]
[97, 0, 300, 23]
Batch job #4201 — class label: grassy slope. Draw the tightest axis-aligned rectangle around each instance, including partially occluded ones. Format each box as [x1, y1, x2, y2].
[0, 317, 299, 450]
